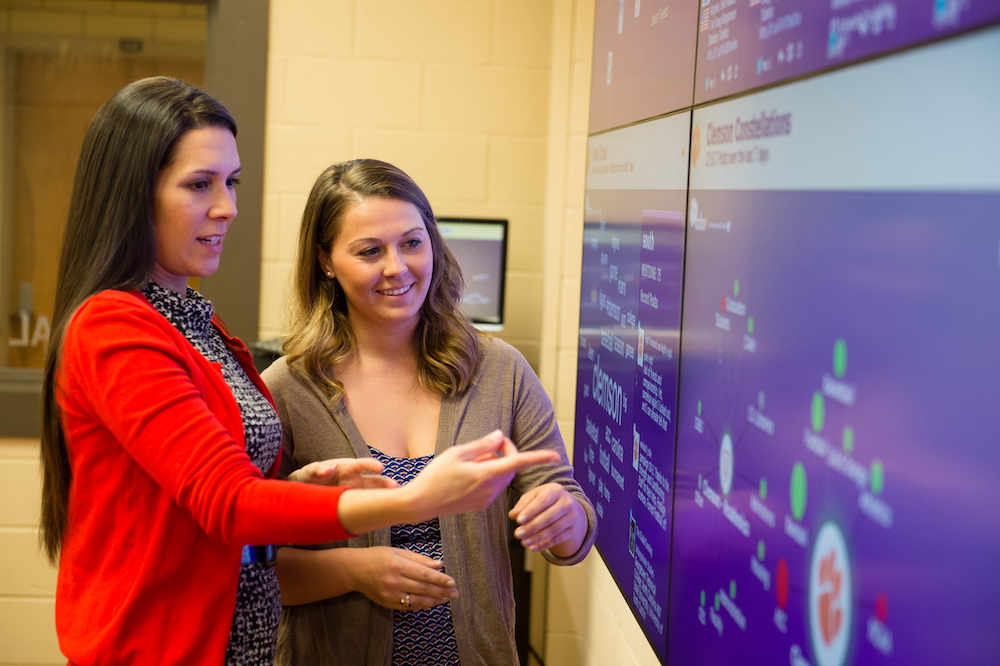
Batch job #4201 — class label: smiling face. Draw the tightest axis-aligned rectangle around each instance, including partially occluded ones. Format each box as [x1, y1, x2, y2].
[151, 126, 241, 294]
[320, 197, 433, 334]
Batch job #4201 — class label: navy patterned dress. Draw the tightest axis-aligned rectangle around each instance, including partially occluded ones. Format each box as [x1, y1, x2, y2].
[142, 282, 282, 666]
[369, 446, 462, 666]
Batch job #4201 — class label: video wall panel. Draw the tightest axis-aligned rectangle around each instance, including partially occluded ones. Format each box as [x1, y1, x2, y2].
[589, 0, 698, 133]
[670, 27, 1000, 665]
[574, 112, 691, 661]
[694, 0, 1000, 105]
[573, 5, 1000, 664]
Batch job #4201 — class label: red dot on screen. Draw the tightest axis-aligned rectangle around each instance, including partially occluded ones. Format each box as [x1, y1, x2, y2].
[875, 592, 889, 622]
[776, 558, 789, 609]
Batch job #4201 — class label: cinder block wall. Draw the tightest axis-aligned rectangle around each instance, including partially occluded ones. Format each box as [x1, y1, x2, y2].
[260, 0, 554, 368]
[0, 438, 60, 665]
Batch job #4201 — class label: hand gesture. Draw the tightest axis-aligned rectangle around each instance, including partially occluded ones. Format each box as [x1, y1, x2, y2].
[405, 430, 559, 522]
[287, 457, 398, 489]
[509, 482, 587, 556]
[353, 547, 459, 611]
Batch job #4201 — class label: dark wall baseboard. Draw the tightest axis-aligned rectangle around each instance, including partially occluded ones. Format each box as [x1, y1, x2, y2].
[0, 368, 42, 437]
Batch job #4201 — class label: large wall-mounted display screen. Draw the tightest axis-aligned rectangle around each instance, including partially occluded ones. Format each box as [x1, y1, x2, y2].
[574, 112, 690, 660]
[694, 0, 1000, 105]
[589, 0, 698, 133]
[668, 29, 1000, 665]
[573, 4, 1000, 663]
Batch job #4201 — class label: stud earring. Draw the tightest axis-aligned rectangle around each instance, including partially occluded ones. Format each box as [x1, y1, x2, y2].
[327, 271, 333, 278]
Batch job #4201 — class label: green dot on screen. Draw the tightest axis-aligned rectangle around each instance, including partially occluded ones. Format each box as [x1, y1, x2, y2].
[698, 400, 702, 416]
[757, 540, 765, 561]
[790, 463, 807, 521]
[759, 477, 768, 500]
[843, 426, 855, 453]
[748, 316, 755, 335]
[833, 338, 848, 378]
[730, 580, 737, 599]
[871, 460, 885, 495]
[811, 392, 825, 433]
[700, 590, 706, 606]
[734, 279, 740, 297]
[714, 593, 720, 611]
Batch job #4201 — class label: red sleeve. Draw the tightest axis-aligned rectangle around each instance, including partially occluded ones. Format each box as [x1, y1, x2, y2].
[61, 292, 353, 546]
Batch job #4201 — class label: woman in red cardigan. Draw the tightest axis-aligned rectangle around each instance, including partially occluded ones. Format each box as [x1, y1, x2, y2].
[39, 77, 554, 666]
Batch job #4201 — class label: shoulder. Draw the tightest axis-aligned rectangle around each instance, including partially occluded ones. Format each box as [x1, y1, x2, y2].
[475, 334, 530, 374]
[469, 334, 547, 402]
[260, 356, 294, 390]
[72, 289, 152, 320]
[261, 356, 323, 402]
[65, 289, 168, 344]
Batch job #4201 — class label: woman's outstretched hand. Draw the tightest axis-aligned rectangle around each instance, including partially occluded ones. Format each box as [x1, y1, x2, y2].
[403, 430, 559, 522]
[287, 458, 398, 489]
[353, 547, 458, 611]
[508, 482, 588, 558]
[336, 430, 557, 535]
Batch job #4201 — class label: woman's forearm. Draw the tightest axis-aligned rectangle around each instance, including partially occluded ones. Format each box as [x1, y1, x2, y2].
[335, 433, 559, 536]
[335, 485, 423, 535]
[275, 547, 361, 606]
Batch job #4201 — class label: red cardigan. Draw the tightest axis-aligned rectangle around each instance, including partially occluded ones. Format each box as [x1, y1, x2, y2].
[56, 290, 352, 665]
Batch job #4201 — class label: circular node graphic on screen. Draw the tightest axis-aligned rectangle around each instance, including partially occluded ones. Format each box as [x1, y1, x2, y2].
[811, 392, 826, 433]
[775, 558, 790, 609]
[719, 433, 734, 495]
[790, 463, 808, 521]
[842, 426, 854, 453]
[833, 339, 848, 378]
[809, 522, 852, 666]
[870, 460, 885, 495]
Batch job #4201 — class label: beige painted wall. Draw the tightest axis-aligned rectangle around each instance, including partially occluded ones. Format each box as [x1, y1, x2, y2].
[260, 0, 554, 369]
[0, 437, 60, 666]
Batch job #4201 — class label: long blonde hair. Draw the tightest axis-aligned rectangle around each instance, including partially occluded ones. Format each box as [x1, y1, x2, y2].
[283, 159, 480, 401]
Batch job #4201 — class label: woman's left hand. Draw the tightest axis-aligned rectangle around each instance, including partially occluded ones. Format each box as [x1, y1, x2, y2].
[508, 482, 587, 557]
[287, 458, 399, 489]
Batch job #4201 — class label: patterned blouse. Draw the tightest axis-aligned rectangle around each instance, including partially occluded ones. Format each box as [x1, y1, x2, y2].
[142, 281, 282, 666]
[368, 446, 462, 666]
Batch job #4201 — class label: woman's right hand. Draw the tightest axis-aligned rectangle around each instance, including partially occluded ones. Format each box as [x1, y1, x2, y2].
[336, 431, 557, 535]
[403, 430, 558, 522]
[352, 546, 458, 611]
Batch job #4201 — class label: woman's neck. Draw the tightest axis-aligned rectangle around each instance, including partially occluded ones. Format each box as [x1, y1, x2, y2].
[348, 315, 419, 369]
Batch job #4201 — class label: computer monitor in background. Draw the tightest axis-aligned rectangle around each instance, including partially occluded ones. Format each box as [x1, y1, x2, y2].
[436, 217, 508, 332]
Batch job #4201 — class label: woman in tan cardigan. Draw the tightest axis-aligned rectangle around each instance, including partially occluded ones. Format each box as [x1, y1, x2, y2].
[262, 159, 597, 665]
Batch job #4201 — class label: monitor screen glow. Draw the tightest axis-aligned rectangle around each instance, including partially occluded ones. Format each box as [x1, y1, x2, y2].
[436, 218, 508, 332]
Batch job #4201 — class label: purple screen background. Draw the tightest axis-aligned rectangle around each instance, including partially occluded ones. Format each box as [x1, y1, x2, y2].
[667, 189, 1000, 664]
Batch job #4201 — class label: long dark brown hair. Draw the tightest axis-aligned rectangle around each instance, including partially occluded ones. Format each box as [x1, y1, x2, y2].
[40, 77, 237, 562]
[282, 159, 480, 402]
